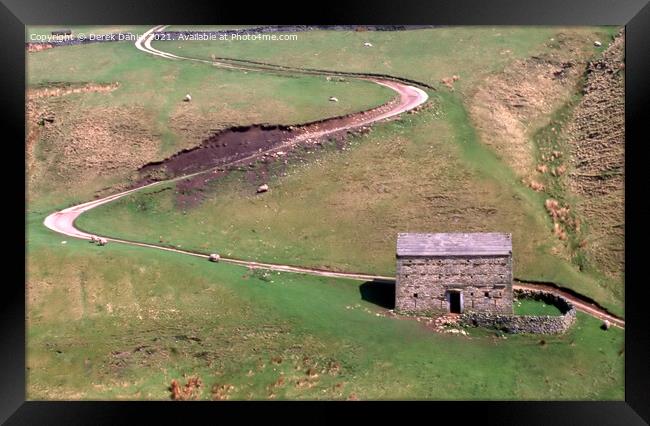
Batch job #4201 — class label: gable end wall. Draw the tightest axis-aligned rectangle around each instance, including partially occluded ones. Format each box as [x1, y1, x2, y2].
[395, 254, 513, 315]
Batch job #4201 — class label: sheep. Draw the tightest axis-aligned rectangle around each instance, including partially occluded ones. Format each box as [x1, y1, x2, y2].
[363, 42, 373, 47]
[184, 93, 192, 102]
[89, 235, 98, 243]
[209, 253, 220, 263]
[97, 237, 108, 246]
[257, 184, 269, 193]
[329, 96, 339, 102]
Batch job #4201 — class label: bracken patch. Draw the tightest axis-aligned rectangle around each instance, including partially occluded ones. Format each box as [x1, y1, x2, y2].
[468, 32, 595, 178]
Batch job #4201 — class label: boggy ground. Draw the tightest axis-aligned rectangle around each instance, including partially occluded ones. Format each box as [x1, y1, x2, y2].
[26, 39, 394, 210]
[134, 93, 402, 187]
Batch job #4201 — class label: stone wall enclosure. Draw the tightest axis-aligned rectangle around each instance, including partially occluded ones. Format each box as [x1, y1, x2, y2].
[460, 289, 576, 334]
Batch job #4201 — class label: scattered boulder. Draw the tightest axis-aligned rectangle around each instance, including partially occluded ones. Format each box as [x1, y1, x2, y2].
[601, 319, 611, 330]
[257, 184, 269, 193]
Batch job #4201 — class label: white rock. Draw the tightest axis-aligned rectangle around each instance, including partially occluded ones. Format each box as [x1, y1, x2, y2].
[61, 241, 67, 244]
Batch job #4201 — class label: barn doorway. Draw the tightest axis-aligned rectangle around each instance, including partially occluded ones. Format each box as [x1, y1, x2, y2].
[449, 291, 462, 313]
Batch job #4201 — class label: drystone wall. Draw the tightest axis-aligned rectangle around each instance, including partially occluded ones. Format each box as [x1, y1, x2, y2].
[460, 289, 576, 334]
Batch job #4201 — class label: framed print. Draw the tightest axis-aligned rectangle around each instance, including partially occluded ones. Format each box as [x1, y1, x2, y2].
[3, 0, 649, 423]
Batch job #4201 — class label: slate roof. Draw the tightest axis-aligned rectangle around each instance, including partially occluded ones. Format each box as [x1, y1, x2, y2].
[396, 232, 512, 257]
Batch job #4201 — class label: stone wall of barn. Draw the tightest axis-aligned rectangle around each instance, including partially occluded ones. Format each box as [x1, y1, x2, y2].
[395, 255, 513, 316]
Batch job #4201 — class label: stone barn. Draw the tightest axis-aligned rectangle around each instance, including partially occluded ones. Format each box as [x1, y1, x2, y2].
[395, 233, 513, 316]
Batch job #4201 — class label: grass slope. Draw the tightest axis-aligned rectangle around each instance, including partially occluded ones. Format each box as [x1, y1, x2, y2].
[27, 38, 394, 210]
[27, 27, 625, 400]
[77, 89, 623, 316]
[151, 27, 617, 93]
[27, 214, 623, 400]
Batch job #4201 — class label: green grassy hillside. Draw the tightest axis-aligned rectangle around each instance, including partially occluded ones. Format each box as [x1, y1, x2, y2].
[152, 26, 617, 92]
[27, 39, 394, 211]
[27, 215, 623, 400]
[77, 88, 623, 316]
[27, 26, 625, 400]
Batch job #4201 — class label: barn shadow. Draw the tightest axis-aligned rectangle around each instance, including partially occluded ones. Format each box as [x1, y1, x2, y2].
[359, 279, 395, 309]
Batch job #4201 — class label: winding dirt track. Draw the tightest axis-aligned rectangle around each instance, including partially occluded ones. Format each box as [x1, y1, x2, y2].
[43, 25, 624, 329]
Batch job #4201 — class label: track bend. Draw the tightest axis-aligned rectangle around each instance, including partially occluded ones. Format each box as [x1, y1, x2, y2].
[43, 26, 623, 329]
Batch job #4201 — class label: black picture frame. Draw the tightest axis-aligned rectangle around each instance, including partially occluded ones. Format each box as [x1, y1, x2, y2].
[5, 0, 649, 423]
